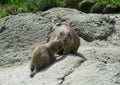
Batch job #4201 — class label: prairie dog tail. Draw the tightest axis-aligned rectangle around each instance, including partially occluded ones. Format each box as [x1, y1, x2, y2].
[30, 69, 38, 78]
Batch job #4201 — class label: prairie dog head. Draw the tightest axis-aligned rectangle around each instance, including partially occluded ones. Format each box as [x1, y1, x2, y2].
[57, 31, 73, 45]
[46, 40, 64, 52]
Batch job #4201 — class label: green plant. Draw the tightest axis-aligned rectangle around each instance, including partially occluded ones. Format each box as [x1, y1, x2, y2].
[27, 0, 67, 11]
[56, 0, 68, 7]
[8, 0, 28, 12]
[0, 0, 29, 18]
[0, 0, 26, 5]
[0, 9, 9, 18]
[0, 0, 11, 4]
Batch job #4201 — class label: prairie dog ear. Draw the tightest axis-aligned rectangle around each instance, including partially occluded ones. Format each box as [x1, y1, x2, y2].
[60, 31, 64, 36]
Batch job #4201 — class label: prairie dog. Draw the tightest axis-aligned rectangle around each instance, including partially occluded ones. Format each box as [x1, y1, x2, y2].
[30, 40, 64, 78]
[49, 25, 80, 54]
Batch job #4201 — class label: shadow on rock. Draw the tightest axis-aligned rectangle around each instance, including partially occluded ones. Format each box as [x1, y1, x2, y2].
[62, 52, 87, 61]
[40, 54, 68, 72]
[75, 52, 87, 61]
[39, 53, 86, 72]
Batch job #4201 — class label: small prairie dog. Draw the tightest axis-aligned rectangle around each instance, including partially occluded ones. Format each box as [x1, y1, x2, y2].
[30, 40, 64, 78]
[49, 25, 80, 54]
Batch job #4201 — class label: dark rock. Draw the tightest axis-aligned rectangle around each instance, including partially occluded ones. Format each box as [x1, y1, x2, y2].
[103, 4, 120, 14]
[78, 1, 94, 13]
[90, 3, 105, 13]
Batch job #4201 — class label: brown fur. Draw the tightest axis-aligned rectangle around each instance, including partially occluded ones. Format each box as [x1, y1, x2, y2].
[49, 25, 80, 54]
[30, 40, 64, 78]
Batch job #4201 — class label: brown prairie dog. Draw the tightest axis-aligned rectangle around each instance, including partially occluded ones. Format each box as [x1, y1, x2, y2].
[49, 25, 80, 54]
[30, 40, 64, 78]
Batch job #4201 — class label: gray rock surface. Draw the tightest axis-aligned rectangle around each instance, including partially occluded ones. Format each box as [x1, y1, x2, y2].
[0, 13, 53, 67]
[0, 8, 120, 85]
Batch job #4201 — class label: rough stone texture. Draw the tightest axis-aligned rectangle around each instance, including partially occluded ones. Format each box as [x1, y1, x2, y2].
[41, 8, 116, 41]
[0, 13, 53, 67]
[0, 8, 120, 85]
[62, 60, 120, 85]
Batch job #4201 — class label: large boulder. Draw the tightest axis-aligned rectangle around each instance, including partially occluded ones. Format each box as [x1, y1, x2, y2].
[41, 8, 115, 41]
[0, 8, 120, 85]
[78, 1, 94, 13]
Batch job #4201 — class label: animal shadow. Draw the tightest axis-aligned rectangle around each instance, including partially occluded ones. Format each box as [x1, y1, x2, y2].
[40, 54, 68, 72]
[40, 52, 87, 72]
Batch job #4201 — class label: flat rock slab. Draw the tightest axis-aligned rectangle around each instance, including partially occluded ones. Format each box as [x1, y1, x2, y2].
[62, 60, 120, 85]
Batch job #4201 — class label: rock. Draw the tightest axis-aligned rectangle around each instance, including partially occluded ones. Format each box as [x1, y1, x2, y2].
[90, 3, 105, 13]
[103, 4, 120, 14]
[41, 8, 116, 42]
[0, 8, 120, 85]
[78, 1, 94, 13]
[0, 8, 84, 67]
[0, 13, 53, 67]
[67, 14, 115, 42]
[0, 55, 85, 85]
[62, 60, 120, 85]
